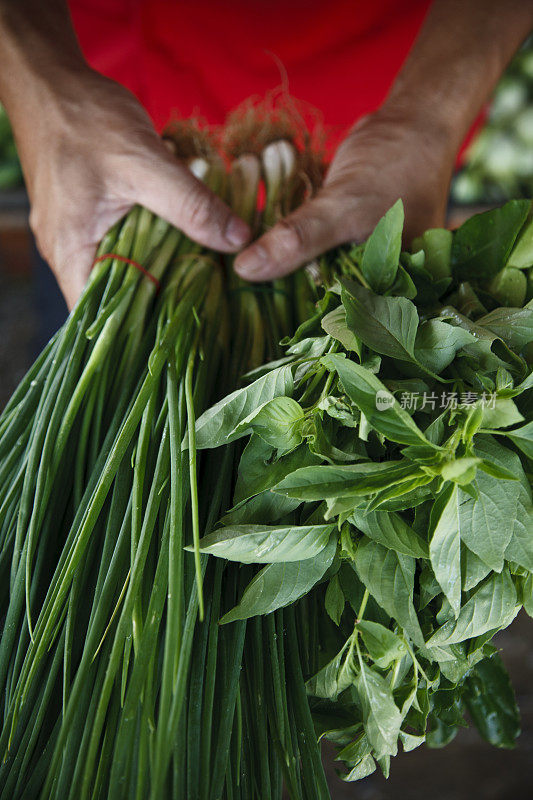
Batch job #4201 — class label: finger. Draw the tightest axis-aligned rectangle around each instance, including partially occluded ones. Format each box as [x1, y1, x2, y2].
[130, 155, 251, 252]
[234, 192, 362, 281]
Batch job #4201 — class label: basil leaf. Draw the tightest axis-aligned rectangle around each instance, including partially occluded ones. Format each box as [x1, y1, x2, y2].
[462, 546, 491, 592]
[229, 396, 304, 453]
[464, 655, 520, 748]
[427, 570, 518, 646]
[505, 420, 533, 459]
[411, 228, 452, 280]
[306, 640, 356, 700]
[414, 320, 475, 374]
[325, 574, 345, 625]
[400, 731, 426, 752]
[350, 509, 428, 559]
[356, 659, 402, 758]
[456, 468, 519, 572]
[481, 397, 524, 429]
[477, 307, 533, 350]
[234, 436, 320, 505]
[220, 536, 336, 623]
[475, 438, 533, 571]
[507, 214, 533, 268]
[195, 364, 293, 449]
[452, 200, 530, 281]
[341, 283, 419, 362]
[429, 485, 462, 617]
[353, 539, 423, 644]
[361, 199, 403, 292]
[322, 354, 432, 447]
[220, 490, 300, 526]
[194, 522, 334, 563]
[356, 620, 408, 669]
[321, 306, 361, 354]
[274, 461, 416, 502]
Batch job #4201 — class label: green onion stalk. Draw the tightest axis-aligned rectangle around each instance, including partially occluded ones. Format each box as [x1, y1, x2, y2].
[0, 137, 324, 799]
[197, 141, 328, 800]
[0, 154, 241, 797]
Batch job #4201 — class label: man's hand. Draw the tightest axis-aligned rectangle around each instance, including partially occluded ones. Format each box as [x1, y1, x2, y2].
[235, 0, 533, 283]
[22, 71, 250, 308]
[234, 108, 453, 281]
[0, 1, 250, 309]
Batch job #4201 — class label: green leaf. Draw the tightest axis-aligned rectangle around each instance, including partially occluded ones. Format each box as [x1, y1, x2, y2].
[388, 264, 417, 299]
[234, 436, 320, 505]
[464, 655, 520, 748]
[361, 199, 403, 292]
[470, 436, 533, 572]
[229, 396, 304, 453]
[481, 397, 524, 429]
[451, 200, 530, 281]
[414, 320, 475, 374]
[220, 490, 300, 526]
[356, 620, 408, 669]
[341, 282, 419, 362]
[507, 213, 533, 268]
[342, 755, 377, 782]
[487, 268, 527, 308]
[507, 371, 533, 397]
[321, 306, 361, 354]
[399, 731, 426, 752]
[325, 573, 345, 625]
[505, 420, 533, 459]
[194, 522, 334, 563]
[411, 228, 452, 280]
[353, 539, 423, 644]
[356, 659, 402, 759]
[220, 537, 336, 623]
[322, 354, 432, 447]
[274, 461, 417, 502]
[457, 468, 519, 572]
[462, 546, 491, 592]
[195, 364, 293, 449]
[477, 307, 533, 351]
[429, 485, 462, 617]
[440, 457, 481, 485]
[427, 570, 518, 646]
[306, 640, 356, 700]
[350, 509, 428, 559]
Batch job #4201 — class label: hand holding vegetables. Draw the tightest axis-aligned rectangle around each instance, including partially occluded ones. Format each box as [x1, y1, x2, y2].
[0, 1, 250, 309]
[235, 0, 533, 281]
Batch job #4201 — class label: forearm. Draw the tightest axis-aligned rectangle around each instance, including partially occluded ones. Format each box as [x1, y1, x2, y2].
[381, 0, 533, 153]
[0, 0, 90, 186]
[0, 1, 87, 112]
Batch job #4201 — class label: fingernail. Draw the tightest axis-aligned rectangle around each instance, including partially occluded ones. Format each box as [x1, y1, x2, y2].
[225, 216, 250, 247]
[234, 245, 270, 277]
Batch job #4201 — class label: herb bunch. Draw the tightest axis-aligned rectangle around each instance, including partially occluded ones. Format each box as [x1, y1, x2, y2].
[195, 198, 533, 784]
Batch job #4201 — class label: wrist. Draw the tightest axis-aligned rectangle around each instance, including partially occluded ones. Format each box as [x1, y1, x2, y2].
[373, 94, 464, 164]
[0, 1, 89, 123]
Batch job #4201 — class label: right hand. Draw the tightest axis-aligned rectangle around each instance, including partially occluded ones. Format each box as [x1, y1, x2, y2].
[16, 69, 250, 309]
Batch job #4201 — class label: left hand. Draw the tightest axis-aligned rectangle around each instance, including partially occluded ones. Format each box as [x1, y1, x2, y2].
[233, 106, 456, 281]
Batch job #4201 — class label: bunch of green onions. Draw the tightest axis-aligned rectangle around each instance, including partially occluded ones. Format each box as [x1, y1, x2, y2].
[0, 137, 325, 799]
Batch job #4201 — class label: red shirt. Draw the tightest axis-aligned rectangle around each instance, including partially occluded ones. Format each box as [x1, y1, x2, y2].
[68, 0, 431, 146]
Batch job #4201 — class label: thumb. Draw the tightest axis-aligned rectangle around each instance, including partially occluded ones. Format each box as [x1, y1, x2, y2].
[131, 154, 251, 252]
[233, 191, 361, 281]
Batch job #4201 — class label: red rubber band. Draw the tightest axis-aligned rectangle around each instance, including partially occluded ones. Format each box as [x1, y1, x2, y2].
[93, 253, 160, 293]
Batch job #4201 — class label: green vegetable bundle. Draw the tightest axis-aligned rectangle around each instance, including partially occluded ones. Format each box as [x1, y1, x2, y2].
[194, 198, 533, 784]
[1, 111, 532, 799]
[0, 138, 322, 798]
